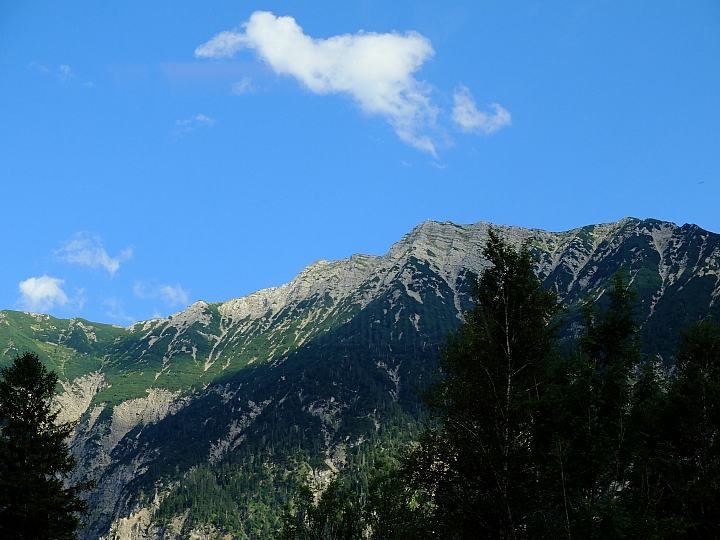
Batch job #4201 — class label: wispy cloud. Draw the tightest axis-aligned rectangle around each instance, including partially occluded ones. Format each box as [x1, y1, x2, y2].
[30, 63, 94, 86]
[174, 114, 216, 137]
[59, 65, 73, 78]
[196, 11, 440, 154]
[18, 275, 69, 312]
[57, 233, 133, 277]
[452, 85, 511, 135]
[159, 285, 189, 306]
[30, 62, 74, 80]
[103, 298, 134, 323]
[231, 76, 255, 95]
[134, 281, 190, 307]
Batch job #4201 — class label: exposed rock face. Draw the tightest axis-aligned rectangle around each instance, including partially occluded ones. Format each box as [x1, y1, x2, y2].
[73, 388, 192, 537]
[100, 502, 161, 540]
[1, 217, 719, 539]
[55, 371, 107, 425]
[103, 389, 188, 454]
[207, 399, 270, 464]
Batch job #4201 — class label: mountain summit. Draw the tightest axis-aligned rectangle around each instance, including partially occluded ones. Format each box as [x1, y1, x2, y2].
[1, 217, 719, 539]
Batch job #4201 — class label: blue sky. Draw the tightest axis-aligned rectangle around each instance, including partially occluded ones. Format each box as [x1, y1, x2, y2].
[1, 0, 718, 324]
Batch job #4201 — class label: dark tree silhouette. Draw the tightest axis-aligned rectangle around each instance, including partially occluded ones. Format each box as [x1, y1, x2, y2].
[0, 352, 92, 540]
[405, 227, 562, 539]
[663, 317, 720, 539]
[542, 270, 647, 539]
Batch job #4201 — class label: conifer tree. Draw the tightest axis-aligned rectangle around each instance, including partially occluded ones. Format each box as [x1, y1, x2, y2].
[405, 228, 561, 539]
[0, 352, 92, 540]
[662, 317, 720, 539]
[543, 270, 646, 539]
[276, 480, 363, 540]
[363, 461, 432, 540]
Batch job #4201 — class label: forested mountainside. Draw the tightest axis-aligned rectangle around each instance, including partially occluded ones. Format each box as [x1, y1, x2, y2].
[1, 217, 719, 539]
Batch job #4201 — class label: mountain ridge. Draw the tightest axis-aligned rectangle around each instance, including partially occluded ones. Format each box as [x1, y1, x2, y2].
[2, 216, 720, 539]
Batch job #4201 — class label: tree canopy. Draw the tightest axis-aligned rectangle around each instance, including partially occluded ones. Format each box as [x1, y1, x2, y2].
[404, 227, 561, 539]
[0, 352, 92, 540]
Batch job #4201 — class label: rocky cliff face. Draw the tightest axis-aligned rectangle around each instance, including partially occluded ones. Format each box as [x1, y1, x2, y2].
[1, 218, 719, 539]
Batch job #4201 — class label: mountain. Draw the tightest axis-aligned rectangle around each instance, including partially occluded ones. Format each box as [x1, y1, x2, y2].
[1, 217, 719, 539]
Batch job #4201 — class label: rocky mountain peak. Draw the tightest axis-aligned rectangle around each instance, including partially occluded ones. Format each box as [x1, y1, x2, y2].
[3, 217, 720, 540]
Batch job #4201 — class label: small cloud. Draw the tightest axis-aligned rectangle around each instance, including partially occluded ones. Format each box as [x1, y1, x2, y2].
[452, 85, 511, 135]
[196, 11, 439, 154]
[75, 288, 87, 310]
[18, 275, 69, 312]
[132, 281, 149, 299]
[159, 285, 189, 306]
[402, 161, 412, 167]
[134, 281, 190, 307]
[174, 114, 216, 137]
[30, 63, 76, 82]
[30, 62, 52, 75]
[103, 298, 134, 323]
[57, 233, 133, 277]
[231, 76, 255, 95]
[429, 161, 446, 169]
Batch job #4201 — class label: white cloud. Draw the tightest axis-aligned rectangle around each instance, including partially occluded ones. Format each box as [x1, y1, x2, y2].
[30, 63, 76, 82]
[103, 298, 134, 323]
[452, 85, 511, 135]
[231, 76, 255, 95]
[134, 281, 189, 307]
[30, 62, 94, 86]
[57, 233, 133, 276]
[159, 285, 189, 306]
[132, 282, 148, 299]
[59, 65, 73, 78]
[196, 11, 439, 154]
[75, 288, 87, 310]
[174, 114, 216, 137]
[18, 276, 69, 312]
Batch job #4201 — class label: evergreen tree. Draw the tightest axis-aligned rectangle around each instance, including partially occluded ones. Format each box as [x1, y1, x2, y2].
[0, 352, 92, 540]
[622, 357, 681, 540]
[405, 228, 562, 539]
[542, 270, 647, 539]
[276, 480, 363, 540]
[662, 317, 720, 539]
[363, 461, 432, 540]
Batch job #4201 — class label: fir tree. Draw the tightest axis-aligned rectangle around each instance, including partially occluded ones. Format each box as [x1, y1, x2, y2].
[0, 352, 92, 540]
[405, 227, 562, 539]
[543, 270, 646, 539]
[276, 480, 363, 540]
[363, 461, 432, 540]
[662, 317, 720, 539]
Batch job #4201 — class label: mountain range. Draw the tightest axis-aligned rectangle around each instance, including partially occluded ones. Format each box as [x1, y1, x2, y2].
[1, 217, 719, 539]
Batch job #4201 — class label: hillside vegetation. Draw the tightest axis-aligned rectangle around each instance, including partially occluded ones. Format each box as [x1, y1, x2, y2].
[1, 218, 719, 539]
